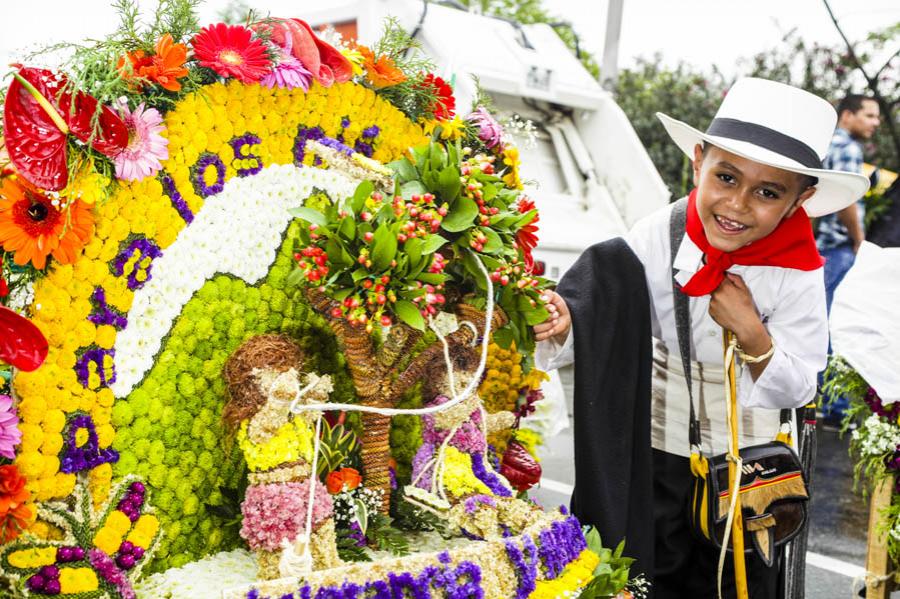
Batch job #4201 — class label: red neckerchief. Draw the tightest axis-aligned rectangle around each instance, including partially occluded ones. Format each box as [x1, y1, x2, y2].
[679, 189, 824, 297]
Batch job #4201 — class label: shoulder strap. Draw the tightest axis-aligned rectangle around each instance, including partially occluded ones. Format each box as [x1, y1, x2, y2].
[669, 198, 792, 449]
[669, 198, 702, 449]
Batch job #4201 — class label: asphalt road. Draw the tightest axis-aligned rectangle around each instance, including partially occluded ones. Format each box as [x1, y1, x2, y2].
[530, 366, 896, 598]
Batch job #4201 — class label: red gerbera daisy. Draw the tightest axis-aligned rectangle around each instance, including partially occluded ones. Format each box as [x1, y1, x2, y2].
[191, 23, 272, 83]
[420, 73, 456, 121]
[515, 197, 539, 273]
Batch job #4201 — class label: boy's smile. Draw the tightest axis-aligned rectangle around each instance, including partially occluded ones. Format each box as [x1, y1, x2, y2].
[692, 144, 818, 252]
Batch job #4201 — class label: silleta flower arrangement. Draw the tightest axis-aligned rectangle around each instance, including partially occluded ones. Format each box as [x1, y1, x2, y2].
[0, 1, 638, 597]
[823, 356, 900, 562]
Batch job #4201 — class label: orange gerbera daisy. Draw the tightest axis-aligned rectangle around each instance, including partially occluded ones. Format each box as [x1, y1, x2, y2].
[0, 175, 94, 270]
[0, 464, 32, 543]
[119, 33, 190, 92]
[357, 45, 406, 89]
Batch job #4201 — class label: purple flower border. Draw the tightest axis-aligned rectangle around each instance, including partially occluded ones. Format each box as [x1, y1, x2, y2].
[159, 172, 194, 224]
[230, 133, 264, 177]
[88, 287, 128, 329]
[112, 237, 162, 291]
[191, 152, 227, 197]
[60, 414, 119, 473]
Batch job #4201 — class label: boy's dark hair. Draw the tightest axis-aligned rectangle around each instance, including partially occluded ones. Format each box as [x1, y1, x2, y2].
[837, 94, 876, 117]
[701, 143, 818, 191]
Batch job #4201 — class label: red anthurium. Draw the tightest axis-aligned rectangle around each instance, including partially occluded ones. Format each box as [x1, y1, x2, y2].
[3, 66, 128, 191]
[499, 440, 542, 492]
[0, 305, 48, 371]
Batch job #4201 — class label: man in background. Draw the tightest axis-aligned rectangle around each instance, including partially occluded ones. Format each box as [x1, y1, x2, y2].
[816, 94, 880, 426]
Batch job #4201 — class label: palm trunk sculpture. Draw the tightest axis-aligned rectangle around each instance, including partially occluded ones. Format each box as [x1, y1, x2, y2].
[306, 288, 507, 512]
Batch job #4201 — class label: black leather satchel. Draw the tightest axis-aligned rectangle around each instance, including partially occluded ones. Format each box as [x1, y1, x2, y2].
[669, 198, 809, 567]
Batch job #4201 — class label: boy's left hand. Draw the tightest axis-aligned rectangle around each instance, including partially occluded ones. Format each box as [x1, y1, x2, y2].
[708, 273, 761, 339]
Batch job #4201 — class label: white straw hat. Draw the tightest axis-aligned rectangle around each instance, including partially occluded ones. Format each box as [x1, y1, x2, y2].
[656, 77, 870, 217]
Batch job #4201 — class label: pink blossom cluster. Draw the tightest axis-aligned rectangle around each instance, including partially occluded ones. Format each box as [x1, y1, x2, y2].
[240, 480, 334, 551]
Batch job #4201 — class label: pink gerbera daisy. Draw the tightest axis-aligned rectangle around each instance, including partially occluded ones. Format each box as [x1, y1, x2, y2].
[0, 395, 21, 460]
[114, 102, 169, 182]
[467, 107, 503, 149]
[261, 36, 313, 91]
[191, 23, 272, 83]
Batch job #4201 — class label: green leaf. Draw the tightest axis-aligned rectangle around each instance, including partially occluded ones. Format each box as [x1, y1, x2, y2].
[351, 268, 369, 283]
[436, 165, 461, 202]
[289, 207, 328, 227]
[480, 228, 503, 254]
[523, 306, 550, 326]
[371, 225, 398, 271]
[492, 325, 515, 349]
[411, 145, 429, 170]
[353, 497, 369, 535]
[332, 288, 353, 302]
[394, 300, 425, 331]
[416, 273, 446, 285]
[514, 209, 538, 229]
[421, 234, 448, 254]
[286, 268, 305, 287]
[325, 239, 346, 267]
[352, 180, 374, 214]
[400, 180, 428, 198]
[441, 197, 478, 232]
[405, 237, 424, 266]
[389, 158, 417, 182]
[339, 216, 356, 241]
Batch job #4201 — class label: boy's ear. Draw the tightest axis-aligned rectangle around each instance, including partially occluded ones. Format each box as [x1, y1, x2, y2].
[692, 144, 704, 186]
[785, 185, 818, 218]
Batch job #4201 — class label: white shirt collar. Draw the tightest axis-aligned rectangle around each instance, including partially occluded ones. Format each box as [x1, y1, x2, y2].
[672, 235, 748, 287]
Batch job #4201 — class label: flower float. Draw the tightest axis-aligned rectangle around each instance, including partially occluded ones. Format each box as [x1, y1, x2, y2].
[0, 2, 639, 597]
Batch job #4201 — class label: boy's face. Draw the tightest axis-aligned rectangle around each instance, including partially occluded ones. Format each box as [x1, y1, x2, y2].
[692, 144, 817, 252]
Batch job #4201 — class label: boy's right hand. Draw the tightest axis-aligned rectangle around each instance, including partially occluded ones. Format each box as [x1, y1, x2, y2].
[533, 291, 572, 344]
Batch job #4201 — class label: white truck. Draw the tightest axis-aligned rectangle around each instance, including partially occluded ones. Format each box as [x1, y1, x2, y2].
[305, 0, 670, 280]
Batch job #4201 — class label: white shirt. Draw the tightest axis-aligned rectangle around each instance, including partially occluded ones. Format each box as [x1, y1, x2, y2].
[537, 201, 828, 456]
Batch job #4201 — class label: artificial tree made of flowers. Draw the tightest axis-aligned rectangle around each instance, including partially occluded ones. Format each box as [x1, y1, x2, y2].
[291, 138, 548, 512]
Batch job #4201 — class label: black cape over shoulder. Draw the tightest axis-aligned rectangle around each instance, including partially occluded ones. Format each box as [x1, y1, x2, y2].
[557, 237, 654, 581]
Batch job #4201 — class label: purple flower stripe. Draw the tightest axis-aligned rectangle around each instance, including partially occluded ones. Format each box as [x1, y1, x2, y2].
[160, 172, 194, 224]
[536, 517, 588, 579]
[230, 134, 264, 177]
[246, 553, 485, 598]
[361, 125, 380, 139]
[75, 348, 117, 389]
[60, 414, 119, 474]
[470, 452, 512, 497]
[317, 136, 355, 157]
[88, 287, 127, 329]
[293, 126, 325, 167]
[464, 494, 497, 515]
[112, 238, 162, 291]
[353, 140, 373, 158]
[192, 153, 227, 197]
[341, 117, 351, 129]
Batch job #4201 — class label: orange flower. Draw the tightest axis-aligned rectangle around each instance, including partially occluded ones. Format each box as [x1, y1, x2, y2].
[119, 34, 189, 92]
[0, 464, 33, 543]
[0, 175, 94, 270]
[325, 467, 362, 494]
[357, 45, 406, 89]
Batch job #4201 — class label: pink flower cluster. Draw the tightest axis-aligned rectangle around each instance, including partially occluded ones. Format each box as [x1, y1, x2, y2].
[422, 396, 487, 454]
[240, 480, 334, 551]
[0, 394, 21, 460]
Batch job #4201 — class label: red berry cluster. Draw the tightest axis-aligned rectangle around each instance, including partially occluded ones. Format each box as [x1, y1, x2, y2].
[294, 245, 330, 283]
[490, 260, 541, 296]
[460, 152, 501, 228]
[390, 192, 447, 241]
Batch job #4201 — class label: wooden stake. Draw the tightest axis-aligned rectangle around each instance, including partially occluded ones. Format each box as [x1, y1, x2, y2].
[865, 474, 896, 599]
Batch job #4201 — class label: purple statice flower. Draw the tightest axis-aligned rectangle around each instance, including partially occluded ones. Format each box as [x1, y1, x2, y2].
[293, 126, 325, 166]
[0, 395, 22, 460]
[317, 137, 355, 157]
[515, 388, 544, 425]
[470, 452, 512, 497]
[75, 348, 117, 389]
[160, 172, 194, 224]
[88, 287, 128, 329]
[466, 107, 503, 149]
[504, 536, 538, 599]
[348, 521, 367, 547]
[463, 494, 497, 515]
[262, 38, 313, 90]
[421, 396, 487, 453]
[537, 517, 588, 579]
[411, 442, 436, 491]
[192, 153, 226, 197]
[60, 414, 119, 473]
[229, 134, 264, 177]
[112, 237, 162, 291]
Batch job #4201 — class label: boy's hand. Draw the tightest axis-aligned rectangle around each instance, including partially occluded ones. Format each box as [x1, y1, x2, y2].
[533, 291, 572, 344]
[708, 273, 768, 345]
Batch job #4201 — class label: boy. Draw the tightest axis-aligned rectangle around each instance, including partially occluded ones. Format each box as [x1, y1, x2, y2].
[535, 78, 869, 597]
